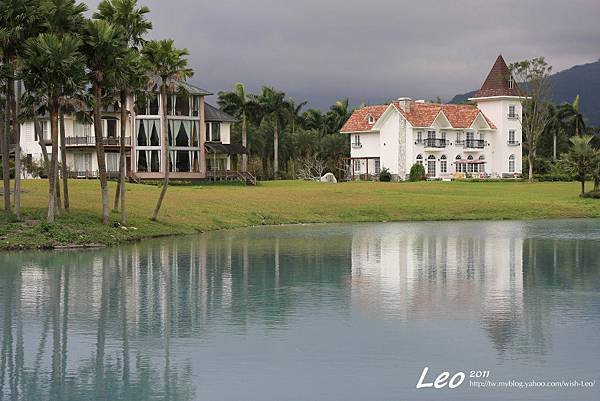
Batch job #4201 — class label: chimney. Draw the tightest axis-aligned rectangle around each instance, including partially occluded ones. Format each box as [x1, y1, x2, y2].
[397, 97, 412, 113]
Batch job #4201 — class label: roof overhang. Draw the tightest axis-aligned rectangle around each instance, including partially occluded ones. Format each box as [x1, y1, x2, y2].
[468, 95, 529, 102]
[340, 129, 377, 134]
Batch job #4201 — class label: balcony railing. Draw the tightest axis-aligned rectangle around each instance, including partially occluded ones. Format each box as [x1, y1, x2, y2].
[64, 136, 131, 147]
[507, 113, 519, 119]
[458, 139, 486, 149]
[415, 138, 448, 148]
[66, 170, 121, 179]
[351, 142, 362, 149]
[507, 140, 520, 146]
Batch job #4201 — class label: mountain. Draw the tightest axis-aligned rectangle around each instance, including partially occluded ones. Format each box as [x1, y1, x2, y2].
[450, 59, 600, 126]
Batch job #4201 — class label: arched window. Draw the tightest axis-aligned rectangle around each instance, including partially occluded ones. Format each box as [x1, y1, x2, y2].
[416, 154, 423, 166]
[466, 155, 474, 173]
[509, 154, 516, 173]
[427, 155, 436, 177]
[467, 155, 474, 160]
[440, 155, 447, 173]
[367, 115, 375, 124]
[455, 154, 464, 173]
[478, 155, 485, 173]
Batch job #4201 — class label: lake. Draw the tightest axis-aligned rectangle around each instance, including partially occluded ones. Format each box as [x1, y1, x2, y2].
[0, 220, 599, 401]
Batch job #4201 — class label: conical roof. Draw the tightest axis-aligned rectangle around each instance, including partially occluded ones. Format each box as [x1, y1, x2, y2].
[474, 55, 523, 97]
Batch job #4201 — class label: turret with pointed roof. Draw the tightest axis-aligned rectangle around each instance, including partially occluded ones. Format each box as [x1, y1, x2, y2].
[474, 55, 523, 98]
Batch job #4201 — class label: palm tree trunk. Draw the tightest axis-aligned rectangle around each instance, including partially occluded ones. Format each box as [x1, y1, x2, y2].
[273, 120, 279, 178]
[12, 79, 21, 219]
[152, 82, 169, 221]
[241, 113, 247, 172]
[59, 109, 69, 210]
[553, 132, 557, 162]
[93, 80, 110, 224]
[47, 104, 59, 223]
[116, 90, 127, 225]
[2, 84, 11, 213]
[34, 114, 50, 175]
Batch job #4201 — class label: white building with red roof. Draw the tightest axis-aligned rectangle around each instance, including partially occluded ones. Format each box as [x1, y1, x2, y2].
[340, 55, 525, 180]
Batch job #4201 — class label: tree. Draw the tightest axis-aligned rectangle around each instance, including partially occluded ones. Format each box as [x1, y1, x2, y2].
[510, 57, 553, 183]
[558, 95, 586, 137]
[250, 87, 289, 177]
[0, 0, 44, 218]
[142, 39, 193, 221]
[563, 135, 595, 196]
[42, 0, 88, 211]
[21, 33, 87, 222]
[217, 83, 251, 172]
[83, 19, 127, 224]
[95, 0, 152, 225]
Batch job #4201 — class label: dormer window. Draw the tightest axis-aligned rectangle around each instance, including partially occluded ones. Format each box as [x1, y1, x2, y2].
[367, 115, 375, 124]
[508, 75, 514, 89]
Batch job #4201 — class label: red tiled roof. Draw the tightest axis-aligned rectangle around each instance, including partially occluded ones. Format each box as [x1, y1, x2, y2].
[474, 55, 524, 98]
[340, 104, 388, 133]
[341, 101, 495, 133]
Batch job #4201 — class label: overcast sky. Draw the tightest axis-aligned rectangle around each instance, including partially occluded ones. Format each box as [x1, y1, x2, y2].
[84, 0, 600, 109]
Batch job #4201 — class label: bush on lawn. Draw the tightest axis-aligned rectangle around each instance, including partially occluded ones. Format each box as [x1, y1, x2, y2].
[409, 163, 426, 182]
[379, 167, 392, 182]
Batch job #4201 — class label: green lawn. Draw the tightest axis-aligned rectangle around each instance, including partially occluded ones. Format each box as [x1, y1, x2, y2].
[1, 179, 599, 250]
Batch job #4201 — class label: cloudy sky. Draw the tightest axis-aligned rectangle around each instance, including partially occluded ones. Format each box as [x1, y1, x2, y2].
[84, 0, 600, 109]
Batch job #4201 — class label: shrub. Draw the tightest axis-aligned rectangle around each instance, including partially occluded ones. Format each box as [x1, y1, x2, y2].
[409, 163, 426, 182]
[379, 167, 392, 182]
[0, 160, 15, 179]
[582, 190, 600, 199]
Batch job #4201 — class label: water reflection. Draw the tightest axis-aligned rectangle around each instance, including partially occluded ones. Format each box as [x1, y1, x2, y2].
[0, 220, 599, 401]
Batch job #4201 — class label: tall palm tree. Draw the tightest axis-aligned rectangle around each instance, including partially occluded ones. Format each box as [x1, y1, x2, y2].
[563, 135, 595, 196]
[285, 98, 307, 134]
[83, 19, 127, 224]
[218, 82, 252, 172]
[326, 98, 350, 133]
[95, 0, 152, 225]
[558, 95, 586, 137]
[21, 33, 87, 223]
[41, 0, 88, 211]
[142, 39, 193, 221]
[250, 86, 288, 178]
[0, 0, 43, 218]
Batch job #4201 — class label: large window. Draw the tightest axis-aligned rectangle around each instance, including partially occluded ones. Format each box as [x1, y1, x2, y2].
[508, 130, 516, 144]
[374, 159, 381, 174]
[353, 134, 361, 147]
[427, 155, 436, 177]
[508, 105, 516, 118]
[509, 154, 516, 173]
[136, 119, 161, 172]
[103, 118, 118, 138]
[353, 159, 361, 172]
[169, 119, 200, 172]
[175, 94, 190, 116]
[416, 131, 423, 143]
[74, 152, 92, 172]
[440, 155, 447, 173]
[206, 122, 221, 142]
[416, 154, 423, 166]
[455, 155, 464, 173]
[106, 152, 119, 172]
[74, 122, 92, 137]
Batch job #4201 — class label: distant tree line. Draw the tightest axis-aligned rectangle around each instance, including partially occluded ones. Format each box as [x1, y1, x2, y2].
[218, 84, 352, 180]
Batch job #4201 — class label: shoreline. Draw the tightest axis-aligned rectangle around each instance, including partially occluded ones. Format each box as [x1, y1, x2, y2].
[1, 179, 599, 252]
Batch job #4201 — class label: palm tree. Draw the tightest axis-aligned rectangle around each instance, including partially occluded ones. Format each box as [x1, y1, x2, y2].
[217, 83, 252, 172]
[563, 135, 595, 196]
[0, 0, 43, 218]
[326, 98, 351, 133]
[141, 39, 193, 221]
[95, 0, 152, 225]
[42, 0, 88, 211]
[558, 95, 586, 137]
[21, 33, 87, 223]
[83, 19, 127, 224]
[286, 98, 307, 134]
[250, 87, 288, 178]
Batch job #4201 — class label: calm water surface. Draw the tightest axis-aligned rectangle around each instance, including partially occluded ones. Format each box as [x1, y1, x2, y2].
[1, 219, 599, 401]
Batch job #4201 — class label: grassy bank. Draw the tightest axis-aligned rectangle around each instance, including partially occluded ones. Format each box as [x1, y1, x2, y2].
[1, 179, 599, 250]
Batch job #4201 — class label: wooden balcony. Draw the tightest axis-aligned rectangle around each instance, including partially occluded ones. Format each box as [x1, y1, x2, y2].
[64, 136, 131, 147]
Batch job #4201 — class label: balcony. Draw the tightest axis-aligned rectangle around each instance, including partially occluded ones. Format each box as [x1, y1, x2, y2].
[351, 142, 362, 149]
[507, 140, 520, 146]
[65, 136, 131, 147]
[457, 139, 486, 150]
[416, 138, 448, 149]
[507, 113, 519, 119]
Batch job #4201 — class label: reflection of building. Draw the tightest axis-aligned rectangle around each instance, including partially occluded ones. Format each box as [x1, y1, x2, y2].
[350, 223, 524, 349]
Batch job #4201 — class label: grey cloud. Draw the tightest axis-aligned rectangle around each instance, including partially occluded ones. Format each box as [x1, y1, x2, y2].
[84, 0, 600, 108]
